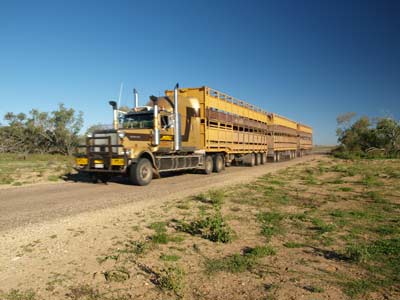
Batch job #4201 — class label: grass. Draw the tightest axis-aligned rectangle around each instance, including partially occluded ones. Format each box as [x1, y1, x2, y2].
[361, 174, 383, 187]
[362, 191, 386, 203]
[0, 153, 73, 185]
[160, 254, 181, 262]
[344, 244, 371, 263]
[283, 242, 304, 248]
[341, 279, 376, 298]
[311, 217, 335, 234]
[194, 190, 225, 207]
[154, 266, 185, 296]
[257, 211, 285, 240]
[66, 284, 101, 300]
[102, 267, 130, 282]
[149, 221, 185, 244]
[176, 212, 234, 243]
[0, 290, 37, 300]
[47, 175, 59, 181]
[205, 245, 276, 274]
[338, 186, 352, 192]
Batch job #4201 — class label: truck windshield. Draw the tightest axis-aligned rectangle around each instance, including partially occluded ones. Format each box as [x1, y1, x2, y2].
[122, 113, 153, 129]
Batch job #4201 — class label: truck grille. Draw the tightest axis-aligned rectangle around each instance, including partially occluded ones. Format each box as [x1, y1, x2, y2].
[91, 132, 119, 154]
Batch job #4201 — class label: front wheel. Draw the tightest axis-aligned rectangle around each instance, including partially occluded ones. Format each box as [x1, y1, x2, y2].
[130, 158, 153, 186]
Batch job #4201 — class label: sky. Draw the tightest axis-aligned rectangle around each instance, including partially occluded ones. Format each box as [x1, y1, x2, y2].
[0, 0, 399, 145]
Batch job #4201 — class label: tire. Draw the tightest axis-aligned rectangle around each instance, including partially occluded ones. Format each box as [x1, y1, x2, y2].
[261, 152, 267, 165]
[129, 158, 153, 186]
[204, 155, 213, 174]
[246, 153, 255, 167]
[213, 154, 224, 173]
[255, 153, 261, 165]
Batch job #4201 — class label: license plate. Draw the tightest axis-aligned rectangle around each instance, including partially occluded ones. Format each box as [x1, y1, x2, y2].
[111, 158, 125, 166]
[94, 159, 103, 164]
[94, 163, 104, 169]
[75, 158, 88, 165]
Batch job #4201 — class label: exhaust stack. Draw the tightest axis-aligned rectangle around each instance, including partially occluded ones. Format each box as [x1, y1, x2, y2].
[133, 88, 139, 108]
[150, 96, 160, 146]
[173, 83, 181, 152]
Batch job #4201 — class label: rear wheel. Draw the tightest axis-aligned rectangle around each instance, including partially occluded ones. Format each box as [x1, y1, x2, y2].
[130, 158, 153, 186]
[203, 155, 213, 174]
[213, 154, 224, 173]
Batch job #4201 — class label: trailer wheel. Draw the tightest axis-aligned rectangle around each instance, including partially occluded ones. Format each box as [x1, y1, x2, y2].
[260, 152, 267, 164]
[213, 154, 224, 173]
[246, 153, 255, 167]
[204, 155, 213, 174]
[255, 153, 261, 165]
[129, 158, 153, 186]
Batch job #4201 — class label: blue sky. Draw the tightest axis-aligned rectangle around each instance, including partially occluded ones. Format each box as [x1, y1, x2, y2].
[0, 0, 399, 145]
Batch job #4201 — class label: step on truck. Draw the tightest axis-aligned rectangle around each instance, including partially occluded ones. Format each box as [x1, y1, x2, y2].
[74, 84, 312, 185]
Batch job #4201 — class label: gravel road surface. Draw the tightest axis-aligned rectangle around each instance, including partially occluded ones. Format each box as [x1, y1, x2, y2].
[0, 155, 319, 232]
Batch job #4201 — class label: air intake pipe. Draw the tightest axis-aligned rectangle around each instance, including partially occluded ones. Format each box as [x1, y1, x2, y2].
[133, 88, 139, 108]
[150, 96, 160, 146]
[173, 83, 181, 152]
[109, 101, 118, 130]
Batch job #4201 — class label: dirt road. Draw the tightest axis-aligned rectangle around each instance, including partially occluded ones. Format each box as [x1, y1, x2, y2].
[0, 155, 318, 232]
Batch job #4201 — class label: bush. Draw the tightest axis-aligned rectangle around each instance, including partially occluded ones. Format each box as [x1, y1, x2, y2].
[177, 212, 234, 243]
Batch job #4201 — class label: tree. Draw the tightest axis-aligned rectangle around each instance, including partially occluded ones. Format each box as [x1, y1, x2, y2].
[375, 118, 400, 154]
[51, 104, 83, 155]
[336, 113, 400, 157]
[1, 104, 83, 155]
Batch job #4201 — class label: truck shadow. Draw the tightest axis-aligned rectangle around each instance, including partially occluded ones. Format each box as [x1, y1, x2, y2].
[62, 169, 197, 186]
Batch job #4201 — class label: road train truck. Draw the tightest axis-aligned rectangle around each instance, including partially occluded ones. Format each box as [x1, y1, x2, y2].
[74, 84, 312, 185]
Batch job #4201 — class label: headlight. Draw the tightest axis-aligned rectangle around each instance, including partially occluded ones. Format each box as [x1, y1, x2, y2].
[118, 132, 125, 139]
[87, 133, 93, 138]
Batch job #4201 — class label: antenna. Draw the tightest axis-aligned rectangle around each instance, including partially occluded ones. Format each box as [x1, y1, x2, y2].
[118, 82, 124, 108]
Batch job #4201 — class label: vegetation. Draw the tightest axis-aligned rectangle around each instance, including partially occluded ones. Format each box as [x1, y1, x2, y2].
[335, 112, 400, 158]
[0, 104, 83, 155]
[0, 289, 37, 300]
[205, 245, 276, 274]
[0, 153, 73, 185]
[176, 212, 234, 243]
[154, 266, 185, 296]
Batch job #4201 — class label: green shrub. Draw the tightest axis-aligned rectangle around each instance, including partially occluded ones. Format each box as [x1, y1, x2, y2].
[205, 245, 275, 274]
[177, 212, 233, 243]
